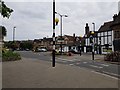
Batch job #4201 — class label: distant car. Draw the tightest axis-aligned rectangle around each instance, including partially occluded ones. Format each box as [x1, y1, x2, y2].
[58, 49, 65, 53]
[26, 49, 30, 51]
[41, 48, 47, 52]
[35, 48, 47, 52]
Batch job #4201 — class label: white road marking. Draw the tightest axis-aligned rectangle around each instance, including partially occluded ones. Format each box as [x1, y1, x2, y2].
[90, 65, 103, 69]
[91, 71, 118, 80]
[83, 62, 87, 64]
[99, 67, 103, 68]
[69, 64, 74, 66]
[56, 57, 73, 61]
[59, 60, 67, 62]
[100, 64, 109, 67]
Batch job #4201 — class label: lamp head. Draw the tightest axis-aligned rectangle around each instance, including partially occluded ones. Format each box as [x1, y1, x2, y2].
[55, 18, 59, 25]
[91, 31, 94, 35]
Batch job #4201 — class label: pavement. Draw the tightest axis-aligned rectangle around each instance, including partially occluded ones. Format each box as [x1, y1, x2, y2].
[57, 53, 119, 64]
[57, 53, 105, 61]
[2, 57, 119, 88]
[0, 62, 2, 90]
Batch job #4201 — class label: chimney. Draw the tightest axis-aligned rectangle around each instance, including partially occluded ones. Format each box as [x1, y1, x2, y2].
[85, 23, 89, 35]
[113, 14, 118, 21]
[73, 33, 75, 38]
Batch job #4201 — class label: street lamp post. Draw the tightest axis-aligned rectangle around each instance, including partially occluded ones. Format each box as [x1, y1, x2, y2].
[12, 26, 16, 51]
[79, 36, 82, 56]
[91, 31, 94, 60]
[80, 40, 81, 56]
[92, 22, 95, 51]
[99, 38, 102, 54]
[13, 26, 16, 42]
[55, 12, 68, 55]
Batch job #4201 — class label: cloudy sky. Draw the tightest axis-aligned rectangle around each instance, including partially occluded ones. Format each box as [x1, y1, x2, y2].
[2, 0, 119, 41]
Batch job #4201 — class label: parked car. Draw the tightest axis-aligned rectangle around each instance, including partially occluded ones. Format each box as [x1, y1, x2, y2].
[69, 49, 79, 54]
[41, 48, 47, 52]
[35, 48, 47, 52]
[26, 48, 30, 51]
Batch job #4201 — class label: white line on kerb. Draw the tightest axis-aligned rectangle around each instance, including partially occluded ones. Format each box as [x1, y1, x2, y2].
[91, 71, 118, 80]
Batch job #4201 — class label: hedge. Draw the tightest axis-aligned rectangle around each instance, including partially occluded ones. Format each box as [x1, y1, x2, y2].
[2, 50, 21, 62]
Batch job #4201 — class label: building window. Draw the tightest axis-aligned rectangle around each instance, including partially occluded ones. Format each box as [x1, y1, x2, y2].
[98, 33, 101, 36]
[101, 37, 104, 45]
[105, 32, 107, 36]
[108, 31, 112, 35]
[101, 32, 104, 36]
[105, 36, 107, 44]
[108, 36, 112, 45]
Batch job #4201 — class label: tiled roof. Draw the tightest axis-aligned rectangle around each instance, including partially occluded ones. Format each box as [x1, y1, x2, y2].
[98, 13, 120, 32]
[64, 35, 75, 41]
[98, 21, 113, 32]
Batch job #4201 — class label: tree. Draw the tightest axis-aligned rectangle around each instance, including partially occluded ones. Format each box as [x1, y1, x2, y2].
[0, 0, 13, 18]
[0, 26, 6, 36]
[0, 0, 13, 40]
[0, 26, 6, 40]
[20, 42, 33, 50]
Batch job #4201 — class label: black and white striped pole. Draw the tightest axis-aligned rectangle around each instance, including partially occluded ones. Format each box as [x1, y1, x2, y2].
[52, 0, 55, 67]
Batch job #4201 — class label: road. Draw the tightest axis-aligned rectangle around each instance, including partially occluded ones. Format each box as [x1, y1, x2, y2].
[18, 51, 120, 78]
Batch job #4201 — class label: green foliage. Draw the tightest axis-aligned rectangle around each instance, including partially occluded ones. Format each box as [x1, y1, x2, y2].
[20, 42, 33, 50]
[4, 41, 13, 48]
[2, 50, 21, 61]
[0, 0, 13, 18]
[104, 51, 120, 62]
[4, 41, 20, 50]
[0, 0, 13, 40]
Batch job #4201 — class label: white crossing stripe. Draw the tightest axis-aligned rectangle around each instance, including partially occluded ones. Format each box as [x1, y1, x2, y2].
[101, 64, 109, 67]
[56, 57, 74, 61]
[83, 62, 87, 64]
[69, 64, 74, 66]
[90, 65, 103, 69]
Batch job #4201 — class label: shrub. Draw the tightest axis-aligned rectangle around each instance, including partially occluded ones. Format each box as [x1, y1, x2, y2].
[104, 51, 120, 62]
[2, 50, 21, 62]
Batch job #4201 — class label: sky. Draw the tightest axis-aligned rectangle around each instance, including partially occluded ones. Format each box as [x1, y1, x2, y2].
[1, 0, 119, 41]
